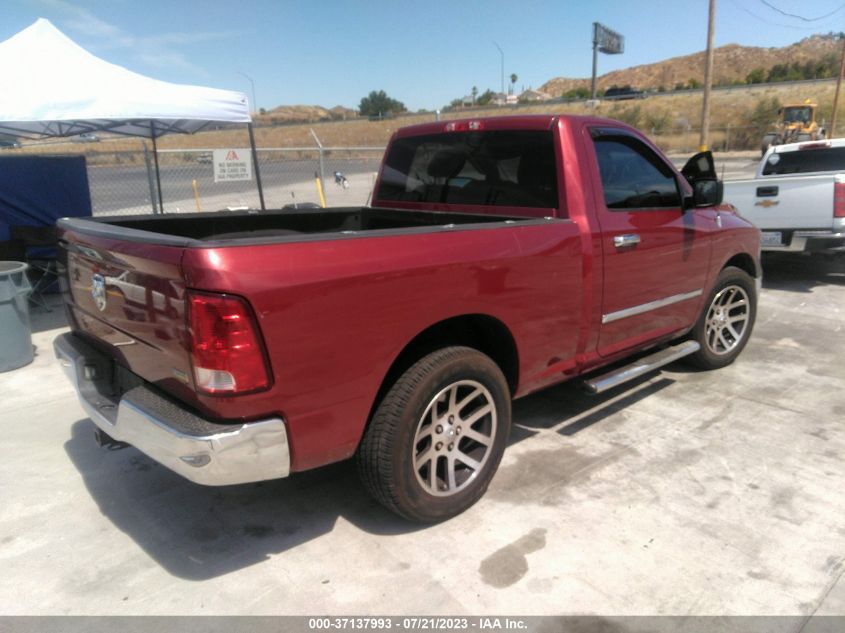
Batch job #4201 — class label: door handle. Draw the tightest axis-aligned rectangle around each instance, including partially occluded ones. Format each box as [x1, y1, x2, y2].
[614, 234, 641, 248]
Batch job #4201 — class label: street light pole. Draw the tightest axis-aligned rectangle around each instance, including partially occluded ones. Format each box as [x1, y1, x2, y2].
[238, 71, 257, 113]
[493, 41, 504, 98]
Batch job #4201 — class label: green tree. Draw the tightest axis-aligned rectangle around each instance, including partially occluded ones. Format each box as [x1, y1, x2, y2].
[746, 68, 766, 84]
[687, 78, 701, 89]
[476, 89, 496, 106]
[609, 104, 642, 128]
[471, 86, 478, 104]
[443, 98, 463, 112]
[719, 95, 782, 150]
[644, 109, 671, 134]
[358, 90, 407, 117]
[563, 87, 591, 100]
[509, 73, 518, 95]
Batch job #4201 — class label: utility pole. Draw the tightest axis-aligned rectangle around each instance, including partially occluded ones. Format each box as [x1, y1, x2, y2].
[493, 41, 504, 98]
[699, 0, 716, 151]
[591, 25, 599, 100]
[831, 35, 845, 138]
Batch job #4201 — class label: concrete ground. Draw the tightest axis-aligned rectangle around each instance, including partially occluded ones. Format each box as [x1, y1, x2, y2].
[0, 254, 843, 617]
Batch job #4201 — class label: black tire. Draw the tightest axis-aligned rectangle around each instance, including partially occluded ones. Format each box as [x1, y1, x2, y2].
[357, 346, 511, 522]
[688, 266, 757, 370]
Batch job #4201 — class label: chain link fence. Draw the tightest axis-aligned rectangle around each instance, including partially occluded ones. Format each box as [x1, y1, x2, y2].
[10, 122, 778, 217]
[646, 124, 823, 155]
[77, 145, 385, 216]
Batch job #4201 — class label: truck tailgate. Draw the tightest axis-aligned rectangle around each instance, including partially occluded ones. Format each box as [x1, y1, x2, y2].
[724, 174, 836, 229]
[60, 234, 194, 401]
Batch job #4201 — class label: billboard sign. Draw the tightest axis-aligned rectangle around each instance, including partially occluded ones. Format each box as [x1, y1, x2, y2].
[594, 22, 624, 55]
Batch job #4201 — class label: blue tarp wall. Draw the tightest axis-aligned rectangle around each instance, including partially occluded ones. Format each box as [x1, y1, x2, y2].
[0, 155, 92, 249]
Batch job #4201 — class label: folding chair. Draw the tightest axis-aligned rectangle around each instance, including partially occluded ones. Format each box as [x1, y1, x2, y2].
[10, 226, 59, 311]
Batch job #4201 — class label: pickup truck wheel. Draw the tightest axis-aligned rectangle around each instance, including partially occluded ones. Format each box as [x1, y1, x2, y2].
[357, 346, 511, 522]
[688, 267, 756, 369]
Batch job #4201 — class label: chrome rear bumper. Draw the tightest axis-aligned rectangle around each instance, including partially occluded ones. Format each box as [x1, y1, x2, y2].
[763, 230, 845, 253]
[54, 333, 290, 486]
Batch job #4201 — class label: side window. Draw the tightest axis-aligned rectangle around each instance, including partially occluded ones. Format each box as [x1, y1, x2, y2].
[592, 135, 681, 209]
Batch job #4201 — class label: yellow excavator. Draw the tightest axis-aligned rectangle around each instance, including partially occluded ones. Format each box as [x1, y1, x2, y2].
[761, 100, 826, 155]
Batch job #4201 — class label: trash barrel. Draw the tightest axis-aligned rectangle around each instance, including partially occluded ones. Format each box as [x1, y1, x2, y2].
[0, 261, 33, 372]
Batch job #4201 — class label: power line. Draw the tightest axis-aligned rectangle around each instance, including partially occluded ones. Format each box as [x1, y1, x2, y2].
[728, 0, 820, 29]
[759, 0, 845, 22]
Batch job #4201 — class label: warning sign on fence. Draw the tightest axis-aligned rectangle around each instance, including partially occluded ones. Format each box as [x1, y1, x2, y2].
[213, 148, 252, 182]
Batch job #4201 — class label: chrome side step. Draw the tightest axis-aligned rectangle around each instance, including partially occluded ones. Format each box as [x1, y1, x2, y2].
[583, 341, 701, 395]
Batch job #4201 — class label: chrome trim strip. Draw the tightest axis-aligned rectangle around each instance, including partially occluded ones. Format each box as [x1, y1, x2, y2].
[602, 289, 703, 324]
[794, 230, 845, 238]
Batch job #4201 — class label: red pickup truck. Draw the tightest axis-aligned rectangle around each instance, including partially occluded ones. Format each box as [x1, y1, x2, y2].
[54, 115, 761, 521]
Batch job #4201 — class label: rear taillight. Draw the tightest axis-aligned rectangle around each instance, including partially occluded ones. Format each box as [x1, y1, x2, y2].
[835, 180, 845, 218]
[444, 120, 484, 132]
[188, 292, 270, 395]
[798, 141, 831, 151]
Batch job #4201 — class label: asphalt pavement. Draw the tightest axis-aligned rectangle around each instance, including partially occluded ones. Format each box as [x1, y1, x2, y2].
[87, 156, 382, 215]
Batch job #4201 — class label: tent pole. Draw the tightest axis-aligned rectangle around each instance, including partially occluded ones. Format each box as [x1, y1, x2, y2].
[151, 121, 164, 214]
[248, 123, 266, 211]
[143, 143, 159, 214]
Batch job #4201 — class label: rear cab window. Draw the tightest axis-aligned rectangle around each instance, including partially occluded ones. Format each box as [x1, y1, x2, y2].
[762, 146, 845, 175]
[376, 129, 559, 212]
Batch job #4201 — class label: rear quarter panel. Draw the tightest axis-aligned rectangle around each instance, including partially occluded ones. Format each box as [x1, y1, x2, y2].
[182, 221, 583, 471]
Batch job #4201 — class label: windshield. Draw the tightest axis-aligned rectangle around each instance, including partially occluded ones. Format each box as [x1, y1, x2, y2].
[783, 107, 812, 124]
[376, 130, 558, 209]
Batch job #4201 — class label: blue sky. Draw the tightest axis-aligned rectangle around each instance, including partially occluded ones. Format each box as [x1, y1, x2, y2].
[4, 0, 845, 111]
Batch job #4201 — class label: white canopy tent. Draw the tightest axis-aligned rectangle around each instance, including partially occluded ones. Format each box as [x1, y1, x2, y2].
[0, 18, 264, 211]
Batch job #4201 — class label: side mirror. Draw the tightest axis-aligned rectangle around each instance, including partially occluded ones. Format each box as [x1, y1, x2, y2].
[691, 179, 723, 208]
[681, 150, 717, 183]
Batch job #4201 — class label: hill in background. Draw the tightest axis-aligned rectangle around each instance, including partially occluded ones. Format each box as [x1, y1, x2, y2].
[540, 34, 841, 96]
[255, 104, 358, 125]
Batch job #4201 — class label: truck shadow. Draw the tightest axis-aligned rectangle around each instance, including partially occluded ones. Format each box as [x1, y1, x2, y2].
[63, 373, 672, 581]
[64, 420, 421, 581]
[761, 253, 845, 293]
[29, 294, 68, 334]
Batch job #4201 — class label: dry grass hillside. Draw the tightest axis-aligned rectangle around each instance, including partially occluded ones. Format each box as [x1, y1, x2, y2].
[255, 104, 358, 125]
[15, 80, 834, 158]
[541, 35, 841, 96]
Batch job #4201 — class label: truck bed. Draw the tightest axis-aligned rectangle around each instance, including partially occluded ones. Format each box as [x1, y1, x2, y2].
[58, 207, 533, 246]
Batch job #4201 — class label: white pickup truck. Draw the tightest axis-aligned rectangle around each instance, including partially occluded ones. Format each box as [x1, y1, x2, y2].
[723, 138, 845, 254]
